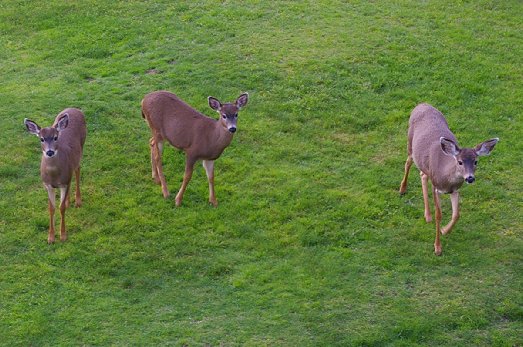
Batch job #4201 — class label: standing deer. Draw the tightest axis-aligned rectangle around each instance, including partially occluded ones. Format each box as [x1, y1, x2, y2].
[24, 108, 87, 244]
[399, 103, 498, 255]
[141, 91, 248, 206]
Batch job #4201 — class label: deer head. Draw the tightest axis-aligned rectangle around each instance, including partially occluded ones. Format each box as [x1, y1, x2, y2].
[208, 93, 249, 133]
[440, 137, 499, 184]
[25, 114, 69, 158]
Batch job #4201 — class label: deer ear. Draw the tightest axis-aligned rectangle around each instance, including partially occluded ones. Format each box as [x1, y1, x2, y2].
[24, 118, 41, 135]
[236, 93, 249, 109]
[55, 113, 69, 131]
[440, 137, 460, 156]
[475, 138, 499, 156]
[208, 97, 222, 111]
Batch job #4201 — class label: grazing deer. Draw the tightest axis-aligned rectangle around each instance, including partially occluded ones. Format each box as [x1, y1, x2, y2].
[25, 108, 87, 243]
[141, 91, 249, 206]
[399, 103, 498, 255]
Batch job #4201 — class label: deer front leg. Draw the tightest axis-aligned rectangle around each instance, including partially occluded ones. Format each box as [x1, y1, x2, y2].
[399, 155, 413, 195]
[432, 186, 442, 256]
[203, 160, 217, 207]
[74, 167, 82, 208]
[46, 185, 56, 244]
[59, 186, 69, 242]
[151, 138, 169, 198]
[442, 191, 460, 235]
[420, 172, 432, 222]
[175, 156, 196, 207]
[65, 190, 71, 208]
[150, 137, 163, 185]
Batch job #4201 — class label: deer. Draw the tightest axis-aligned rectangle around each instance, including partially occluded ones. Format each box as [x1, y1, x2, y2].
[24, 108, 87, 244]
[141, 91, 249, 207]
[399, 103, 498, 256]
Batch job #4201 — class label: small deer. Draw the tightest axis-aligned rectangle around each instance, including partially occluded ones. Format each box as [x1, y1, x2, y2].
[24, 108, 87, 243]
[141, 91, 248, 206]
[399, 103, 498, 255]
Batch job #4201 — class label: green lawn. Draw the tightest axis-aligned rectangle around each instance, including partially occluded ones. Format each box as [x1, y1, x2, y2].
[0, 1, 521, 345]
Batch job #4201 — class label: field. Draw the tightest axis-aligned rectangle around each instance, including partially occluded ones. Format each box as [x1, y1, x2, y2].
[0, 1, 521, 345]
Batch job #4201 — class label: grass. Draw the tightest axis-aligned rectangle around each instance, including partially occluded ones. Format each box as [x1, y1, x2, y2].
[0, 0, 522, 345]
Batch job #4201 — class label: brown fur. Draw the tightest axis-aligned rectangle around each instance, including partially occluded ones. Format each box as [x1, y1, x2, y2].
[41, 108, 87, 188]
[25, 108, 86, 243]
[399, 103, 498, 255]
[141, 91, 248, 206]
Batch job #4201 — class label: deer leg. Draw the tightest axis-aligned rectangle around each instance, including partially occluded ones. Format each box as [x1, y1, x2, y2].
[442, 191, 460, 235]
[175, 156, 196, 207]
[149, 137, 157, 181]
[432, 186, 442, 256]
[65, 190, 71, 208]
[399, 155, 413, 195]
[45, 185, 56, 244]
[59, 186, 70, 242]
[203, 160, 217, 207]
[74, 167, 82, 208]
[420, 172, 432, 222]
[151, 138, 169, 198]
[150, 137, 163, 185]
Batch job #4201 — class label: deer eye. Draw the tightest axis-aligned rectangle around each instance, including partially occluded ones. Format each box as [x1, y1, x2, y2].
[474, 160, 478, 165]
[234, 114, 238, 118]
[40, 138, 44, 142]
[222, 114, 227, 119]
[458, 161, 463, 165]
[53, 136, 58, 141]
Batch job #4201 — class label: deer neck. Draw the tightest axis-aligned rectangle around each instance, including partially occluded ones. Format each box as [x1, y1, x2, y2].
[447, 171, 465, 193]
[433, 160, 465, 194]
[213, 121, 234, 149]
[41, 151, 67, 185]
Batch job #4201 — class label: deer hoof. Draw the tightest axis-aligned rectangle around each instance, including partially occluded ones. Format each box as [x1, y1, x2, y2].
[60, 234, 67, 242]
[75, 200, 82, 208]
[209, 199, 218, 207]
[434, 244, 442, 256]
[425, 214, 432, 223]
[47, 237, 55, 244]
[441, 225, 453, 235]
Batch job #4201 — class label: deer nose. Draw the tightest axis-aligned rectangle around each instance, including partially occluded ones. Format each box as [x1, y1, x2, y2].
[465, 176, 475, 183]
[228, 127, 236, 133]
[46, 150, 55, 157]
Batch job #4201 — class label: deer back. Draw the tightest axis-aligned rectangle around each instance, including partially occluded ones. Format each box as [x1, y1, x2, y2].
[409, 103, 462, 191]
[142, 91, 233, 159]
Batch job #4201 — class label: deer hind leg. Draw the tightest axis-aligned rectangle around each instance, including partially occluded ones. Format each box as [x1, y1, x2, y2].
[420, 172, 432, 222]
[442, 191, 460, 235]
[175, 156, 196, 207]
[46, 185, 56, 244]
[432, 185, 442, 256]
[203, 160, 217, 207]
[150, 137, 169, 198]
[59, 185, 70, 242]
[399, 155, 413, 195]
[74, 167, 82, 208]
